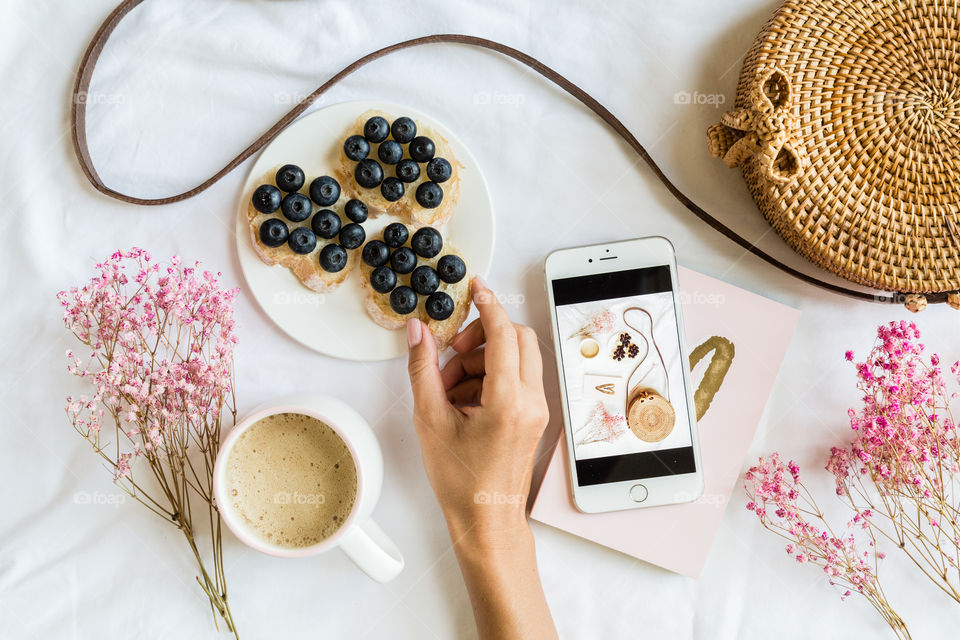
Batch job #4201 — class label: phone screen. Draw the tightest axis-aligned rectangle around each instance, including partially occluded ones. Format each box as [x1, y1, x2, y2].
[552, 265, 695, 487]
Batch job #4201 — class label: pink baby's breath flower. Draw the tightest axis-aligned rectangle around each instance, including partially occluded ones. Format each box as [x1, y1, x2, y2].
[591, 309, 616, 333]
[744, 455, 882, 603]
[749, 321, 960, 635]
[60, 249, 239, 633]
[837, 321, 956, 503]
[576, 403, 628, 445]
[115, 453, 132, 481]
[570, 308, 617, 338]
[60, 248, 238, 484]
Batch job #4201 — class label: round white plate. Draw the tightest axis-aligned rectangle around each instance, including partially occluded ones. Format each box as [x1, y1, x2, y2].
[236, 101, 494, 361]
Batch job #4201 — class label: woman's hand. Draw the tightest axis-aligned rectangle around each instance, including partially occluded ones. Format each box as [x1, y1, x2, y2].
[406, 277, 549, 544]
[406, 277, 557, 640]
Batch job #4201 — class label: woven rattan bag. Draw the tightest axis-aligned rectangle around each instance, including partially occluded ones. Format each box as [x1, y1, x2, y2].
[707, 0, 960, 311]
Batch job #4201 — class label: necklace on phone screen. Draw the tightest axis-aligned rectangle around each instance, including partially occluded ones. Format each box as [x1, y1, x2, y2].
[622, 306, 677, 443]
[622, 306, 670, 402]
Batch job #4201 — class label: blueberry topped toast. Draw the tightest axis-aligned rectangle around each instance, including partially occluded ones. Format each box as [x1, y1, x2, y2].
[338, 110, 462, 228]
[248, 165, 370, 293]
[358, 223, 471, 350]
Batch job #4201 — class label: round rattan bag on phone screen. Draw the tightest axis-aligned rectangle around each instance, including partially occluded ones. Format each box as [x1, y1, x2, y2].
[707, 0, 960, 310]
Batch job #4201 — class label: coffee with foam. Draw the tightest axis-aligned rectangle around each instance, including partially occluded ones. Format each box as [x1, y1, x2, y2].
[225, 412, 357, 548]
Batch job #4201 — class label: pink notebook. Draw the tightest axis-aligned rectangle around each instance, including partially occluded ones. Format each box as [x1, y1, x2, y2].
[530, 267, 800, 578]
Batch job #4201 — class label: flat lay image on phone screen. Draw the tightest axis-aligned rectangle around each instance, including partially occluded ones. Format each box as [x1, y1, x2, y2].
[545, 237, 703, 513]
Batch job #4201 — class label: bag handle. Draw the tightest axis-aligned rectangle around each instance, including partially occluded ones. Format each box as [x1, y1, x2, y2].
[72, 0, 937, 306]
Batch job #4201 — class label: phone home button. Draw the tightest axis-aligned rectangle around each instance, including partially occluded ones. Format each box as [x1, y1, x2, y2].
[629, 483, 648, 503]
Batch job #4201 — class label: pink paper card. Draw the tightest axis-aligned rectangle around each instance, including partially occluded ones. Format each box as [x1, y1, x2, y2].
[530, 266, 800, 578]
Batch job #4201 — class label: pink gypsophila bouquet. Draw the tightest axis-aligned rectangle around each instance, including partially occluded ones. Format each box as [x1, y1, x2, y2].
[570, 308, 617, 339]
[58, 248, 240, 635]
[745, 321, 960, 639]
[830, 321, 960, 602]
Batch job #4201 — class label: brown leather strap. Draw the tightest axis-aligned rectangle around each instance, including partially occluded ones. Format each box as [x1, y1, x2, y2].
[72, 0, 931, 305]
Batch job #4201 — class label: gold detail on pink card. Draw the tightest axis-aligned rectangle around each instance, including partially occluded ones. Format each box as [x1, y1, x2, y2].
[688, 336, 736, 420]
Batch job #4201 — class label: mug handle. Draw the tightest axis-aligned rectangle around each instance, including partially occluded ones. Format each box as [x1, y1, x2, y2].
[338, 518, 404, 583]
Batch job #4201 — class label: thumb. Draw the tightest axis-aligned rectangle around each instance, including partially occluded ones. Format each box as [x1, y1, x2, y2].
[406, 319, 450, 427]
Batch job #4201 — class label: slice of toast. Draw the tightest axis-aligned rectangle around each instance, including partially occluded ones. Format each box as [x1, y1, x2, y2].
[247, 167, 358, 293]
[336, 110, 462, 228]
[358, 225, 472, 351]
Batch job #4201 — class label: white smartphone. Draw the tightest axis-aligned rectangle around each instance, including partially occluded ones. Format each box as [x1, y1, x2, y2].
[544, 236, 703, 513]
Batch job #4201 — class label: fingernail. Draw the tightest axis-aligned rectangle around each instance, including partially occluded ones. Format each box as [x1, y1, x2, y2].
[406, 318, 422, 348]
[472, 275, 488, 304]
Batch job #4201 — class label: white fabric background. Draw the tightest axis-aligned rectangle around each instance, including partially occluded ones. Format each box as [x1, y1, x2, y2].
[2, 0, 958, 637]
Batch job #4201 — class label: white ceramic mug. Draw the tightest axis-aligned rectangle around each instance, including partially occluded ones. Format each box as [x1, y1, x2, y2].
[213, 394, 404, 583]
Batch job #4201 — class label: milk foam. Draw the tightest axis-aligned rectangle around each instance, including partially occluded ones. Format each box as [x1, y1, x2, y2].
[226, 413, 358, 548]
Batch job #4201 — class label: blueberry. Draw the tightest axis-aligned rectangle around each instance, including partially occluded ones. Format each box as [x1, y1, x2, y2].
[252, 184, 282, 213]
[381, 177, 405, 202]
[339, 222, 366, 250]
[425, 291, 454, 321]
[389, 286, 418, 315]
[363, 116, 390, 143]
[378, 140, 403, 165]
[355, 159, 384, 189]
[275, 164, 305, 192]
[409, 136, 436, 162]
[396, 159, 420, 183]
[343, 135, 370, 161]
[390, 246, 417, 274]
[259, 218, 289, 247]
[415, 182, 444, 209]
[391, 117, 417, 143]
[309, 176, 341, 207]
[426, 157, 452, 183]
[436, 254, 466, 283]
[362, 240, 390, 267]
[383, 222, 409, 248]
[319, 244, 348, 272]
[370, 266, 397, 293]
[311, 209, 341, 239]
[410, 265, 440, 295]
[344, 199, 368, 223]
[288, 227, 317, 254]
[280, 192, 312, 222]
[411, 227, 443, 258]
